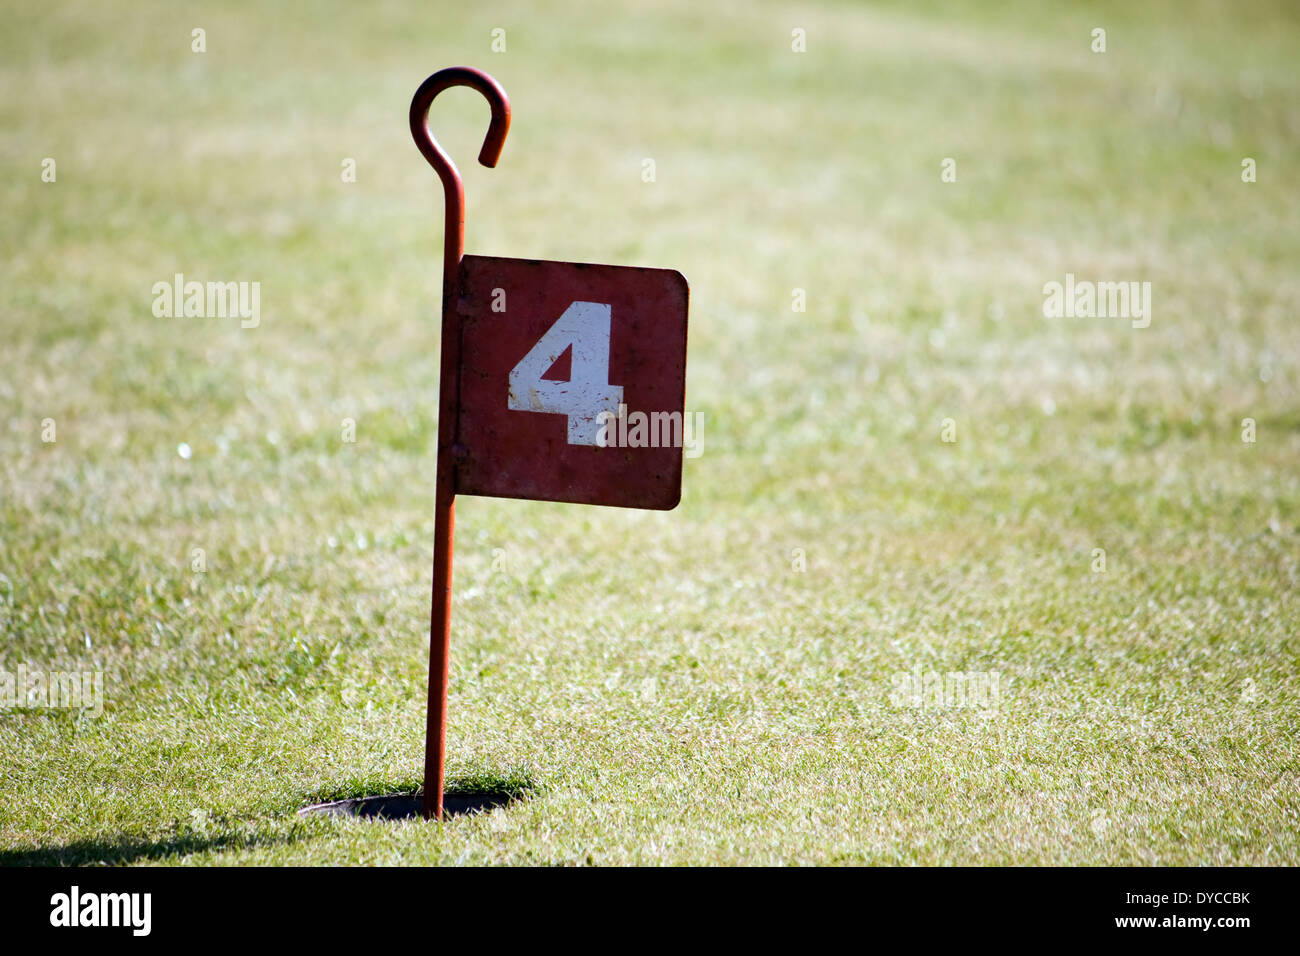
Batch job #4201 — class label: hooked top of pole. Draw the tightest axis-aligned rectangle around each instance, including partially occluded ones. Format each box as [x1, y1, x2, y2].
[409, 66, 511, 191]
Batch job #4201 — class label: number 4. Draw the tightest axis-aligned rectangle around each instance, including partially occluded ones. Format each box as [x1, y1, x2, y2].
[508, 301, 623, 445]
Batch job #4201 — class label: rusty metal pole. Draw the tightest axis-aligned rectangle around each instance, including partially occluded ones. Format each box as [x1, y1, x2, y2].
[409, 67, 510, 820]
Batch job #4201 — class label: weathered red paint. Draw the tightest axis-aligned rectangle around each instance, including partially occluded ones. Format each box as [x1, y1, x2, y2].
[456, 255, 688, 510]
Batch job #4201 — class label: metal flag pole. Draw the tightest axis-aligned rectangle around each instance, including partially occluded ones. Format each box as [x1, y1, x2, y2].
[408, 67, 510, 820]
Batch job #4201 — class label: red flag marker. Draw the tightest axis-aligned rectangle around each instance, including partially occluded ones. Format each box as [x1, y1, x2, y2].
[409, 68, 689, 819]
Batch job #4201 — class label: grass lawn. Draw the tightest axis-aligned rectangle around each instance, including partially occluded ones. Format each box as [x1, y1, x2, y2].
[1, 0, 1297, 865]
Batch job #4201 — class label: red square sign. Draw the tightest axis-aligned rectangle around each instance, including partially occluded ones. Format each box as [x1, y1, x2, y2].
[452, 255, 689, 510]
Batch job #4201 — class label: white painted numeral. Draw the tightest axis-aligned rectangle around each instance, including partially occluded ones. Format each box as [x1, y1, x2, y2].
[508, 301, 623, 445]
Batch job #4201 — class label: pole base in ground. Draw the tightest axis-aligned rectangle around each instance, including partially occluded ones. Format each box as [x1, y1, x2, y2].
[298, 792, 517, 821]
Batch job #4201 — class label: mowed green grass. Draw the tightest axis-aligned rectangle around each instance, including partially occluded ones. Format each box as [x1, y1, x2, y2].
[1, 0, 1297, 865]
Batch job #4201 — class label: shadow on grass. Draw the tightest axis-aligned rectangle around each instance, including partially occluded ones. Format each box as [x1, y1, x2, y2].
[298, 771, 538, 822]
[0, 773, 537, 866]
[0, 831, 292, 867]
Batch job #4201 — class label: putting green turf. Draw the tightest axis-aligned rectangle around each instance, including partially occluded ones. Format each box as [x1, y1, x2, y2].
[1, 0, 1297, 864]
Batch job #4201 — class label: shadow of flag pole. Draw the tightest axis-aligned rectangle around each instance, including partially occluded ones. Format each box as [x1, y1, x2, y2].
[408, 67, 511, 821]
